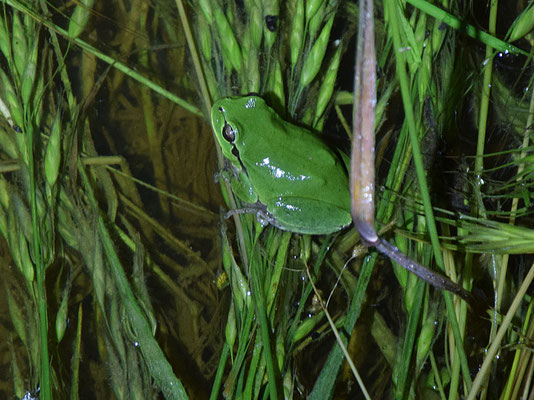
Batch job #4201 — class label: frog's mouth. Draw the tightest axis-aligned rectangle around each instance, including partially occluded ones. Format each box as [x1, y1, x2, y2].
[231, 146, 240, 160]
[230, 146, 249, 177]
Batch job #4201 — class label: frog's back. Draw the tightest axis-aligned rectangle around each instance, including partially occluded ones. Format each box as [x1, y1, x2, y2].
[240, 108, 351, 213]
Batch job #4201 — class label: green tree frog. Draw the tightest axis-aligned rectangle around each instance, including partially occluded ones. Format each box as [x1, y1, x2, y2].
[211, 95, 352, 234]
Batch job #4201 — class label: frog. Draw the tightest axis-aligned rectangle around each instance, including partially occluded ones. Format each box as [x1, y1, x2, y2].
[211, 95, 352, 234]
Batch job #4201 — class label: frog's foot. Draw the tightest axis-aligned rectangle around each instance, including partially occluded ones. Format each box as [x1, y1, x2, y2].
[214, 161, 240, 184]
[254, 209, 276, 227]
[224, 203, 275, 227]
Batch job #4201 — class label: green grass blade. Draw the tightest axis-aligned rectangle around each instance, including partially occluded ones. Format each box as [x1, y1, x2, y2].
[406, 0, 529, 56]
[385, 0, 473, 392]
[78, 159, 188, 400]
[309, 252, 376, 399]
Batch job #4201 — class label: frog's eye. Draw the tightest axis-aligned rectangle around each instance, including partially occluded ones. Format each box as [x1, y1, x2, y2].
[222, 122, 235, 143]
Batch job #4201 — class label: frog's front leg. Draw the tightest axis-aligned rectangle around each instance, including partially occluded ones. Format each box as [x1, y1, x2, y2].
[229, 168, 258, 205]
[216, 161, 258, 204]
[218, 164, 273, 224]
[214, 158, 239, 185]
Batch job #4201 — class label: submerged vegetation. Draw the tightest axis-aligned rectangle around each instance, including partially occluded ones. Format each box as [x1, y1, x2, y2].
[0, 0, 533, 399]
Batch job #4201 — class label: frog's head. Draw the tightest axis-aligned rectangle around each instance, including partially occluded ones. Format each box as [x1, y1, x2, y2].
[211, 96, 265, 166]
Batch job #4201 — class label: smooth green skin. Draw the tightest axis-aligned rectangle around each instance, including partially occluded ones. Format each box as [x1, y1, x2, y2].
[211, 95, 352, 234]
